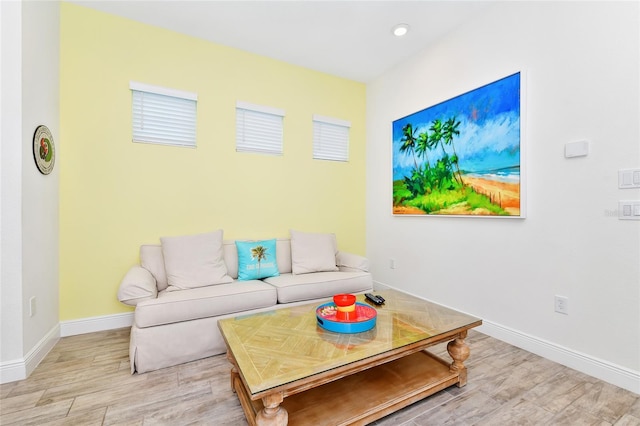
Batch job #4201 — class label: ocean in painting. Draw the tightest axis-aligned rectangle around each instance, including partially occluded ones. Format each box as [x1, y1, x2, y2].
[462, 165, 520, 184]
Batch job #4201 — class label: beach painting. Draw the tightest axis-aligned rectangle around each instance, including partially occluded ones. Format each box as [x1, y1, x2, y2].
[392, 72, 523, 217]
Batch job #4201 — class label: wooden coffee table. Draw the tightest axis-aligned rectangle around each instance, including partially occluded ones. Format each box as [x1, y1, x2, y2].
[218, 289, 482, 425]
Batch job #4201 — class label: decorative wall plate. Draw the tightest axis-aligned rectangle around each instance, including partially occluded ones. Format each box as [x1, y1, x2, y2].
[33, 125, 55, 175]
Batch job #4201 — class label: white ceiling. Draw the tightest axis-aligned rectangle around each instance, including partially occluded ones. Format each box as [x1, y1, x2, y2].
[70, 0, 492, 83]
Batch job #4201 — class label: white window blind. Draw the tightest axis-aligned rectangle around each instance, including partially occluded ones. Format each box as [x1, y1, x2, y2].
[236, 101, 284, 155]
[130, 81, 197, 148]
[313, 115, 350, 161]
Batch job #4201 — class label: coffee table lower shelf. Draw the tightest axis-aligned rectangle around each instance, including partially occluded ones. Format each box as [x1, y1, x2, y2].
[236, 350, 461, 426]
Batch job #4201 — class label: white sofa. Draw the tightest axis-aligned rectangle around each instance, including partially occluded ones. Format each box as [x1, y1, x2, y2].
[117, 230, 373, 373]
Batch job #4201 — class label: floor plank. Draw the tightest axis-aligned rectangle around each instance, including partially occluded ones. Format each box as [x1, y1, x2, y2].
[0, 328, 637, 425]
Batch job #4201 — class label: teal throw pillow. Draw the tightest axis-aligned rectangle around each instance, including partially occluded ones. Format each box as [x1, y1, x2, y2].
[235, 239, 280, 281]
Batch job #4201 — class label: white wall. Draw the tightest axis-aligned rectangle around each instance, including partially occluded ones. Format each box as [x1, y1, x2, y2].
[0, 0, 60, 383]
[1, 0, 25, 371]
[21, 0, 60, 354]
[367, 1, 640, 393]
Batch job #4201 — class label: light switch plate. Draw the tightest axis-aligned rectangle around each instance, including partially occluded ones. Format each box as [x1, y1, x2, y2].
[619, 201, 640, 220]
[619, 169, 640, 188]
[565, 140, 589, 158]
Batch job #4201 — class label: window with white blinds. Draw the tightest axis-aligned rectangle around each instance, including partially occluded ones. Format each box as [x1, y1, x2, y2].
[130, 81, 197, 148]
[236, 101, 285, 155]
[313, 115, 350, 162]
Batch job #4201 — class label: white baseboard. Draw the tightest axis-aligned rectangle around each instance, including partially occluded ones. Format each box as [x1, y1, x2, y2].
[373, 281, 640, 395]
[0, 323, 60, 384]
[0, 358, 26, 384]
[60, 312, 133, 337]
[2, 313, 133, 384]
[478, 321, 640, 395]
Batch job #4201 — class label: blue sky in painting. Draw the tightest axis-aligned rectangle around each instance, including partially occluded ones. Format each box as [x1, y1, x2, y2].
[392, 72, 520, 181]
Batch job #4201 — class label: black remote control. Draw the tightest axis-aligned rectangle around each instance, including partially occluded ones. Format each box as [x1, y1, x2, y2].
[365, 293, 385, 305]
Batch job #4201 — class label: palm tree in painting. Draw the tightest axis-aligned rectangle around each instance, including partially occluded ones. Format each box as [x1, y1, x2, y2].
[251, 245, 268, 276]
[399, 123, 419, 170]
[429, 119, 447, 158]
[443, 117, 464, 185]
[415, 130, 432, 170]
[398, 116, 465, 196]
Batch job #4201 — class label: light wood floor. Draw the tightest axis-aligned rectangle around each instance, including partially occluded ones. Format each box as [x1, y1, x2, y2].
[1, 328, 638, 425]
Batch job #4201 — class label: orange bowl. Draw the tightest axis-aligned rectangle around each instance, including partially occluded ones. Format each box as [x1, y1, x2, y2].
[333, 294, 356, 307]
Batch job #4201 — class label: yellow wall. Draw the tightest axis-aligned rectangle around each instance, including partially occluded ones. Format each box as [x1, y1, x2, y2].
[59, 4, 366, 320]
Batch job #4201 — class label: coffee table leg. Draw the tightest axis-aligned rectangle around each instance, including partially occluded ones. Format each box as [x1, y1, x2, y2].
[447, 330, 470, 387]
[226, 352, 239, 393]
[256, 392, 288, 426]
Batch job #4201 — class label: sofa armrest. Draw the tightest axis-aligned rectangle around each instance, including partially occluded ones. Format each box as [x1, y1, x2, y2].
[117, 266, 158, 306]
[336, 251, 370, 272]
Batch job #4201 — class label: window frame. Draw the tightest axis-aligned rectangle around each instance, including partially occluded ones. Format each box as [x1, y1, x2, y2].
[130, 81, 198, 148]
[235, 101, 285, 156]
[312, 114, 351, 162]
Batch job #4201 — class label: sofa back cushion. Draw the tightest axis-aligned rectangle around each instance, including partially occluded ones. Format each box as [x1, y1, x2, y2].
[160, 230, 233, 291]
[140, 238, 295, 287]
[290, 230, 338, 275]
[275, 239, 292, 274]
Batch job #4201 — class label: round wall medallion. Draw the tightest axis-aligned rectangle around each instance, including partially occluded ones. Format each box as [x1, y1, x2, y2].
[33, 125, 55, 175]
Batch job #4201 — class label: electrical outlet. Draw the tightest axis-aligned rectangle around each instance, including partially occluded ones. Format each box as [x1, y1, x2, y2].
[554, 295, 568, 315]
[29, 297, 36, 317]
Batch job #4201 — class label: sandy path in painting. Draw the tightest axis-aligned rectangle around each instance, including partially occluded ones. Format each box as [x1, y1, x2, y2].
[462, 176, 520, 215]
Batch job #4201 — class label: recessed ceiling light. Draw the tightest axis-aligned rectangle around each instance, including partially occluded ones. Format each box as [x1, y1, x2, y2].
[392, 23, 409, 37]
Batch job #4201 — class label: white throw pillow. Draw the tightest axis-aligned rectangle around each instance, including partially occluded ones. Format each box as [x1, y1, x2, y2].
[161, 230, 233, 290]
[290, 230, 338, 275]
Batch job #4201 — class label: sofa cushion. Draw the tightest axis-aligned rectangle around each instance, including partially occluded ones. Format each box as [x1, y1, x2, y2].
[134, 281, 278, 328]
[140, 245, 168, 291]
[236, 239, 280, 281]
[223, 241, 239, 278]
[275, 239, 292, 274]
[263, 271, 372, 304]
[290, 230, 338, 275]
[161, 230, 233, 291]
